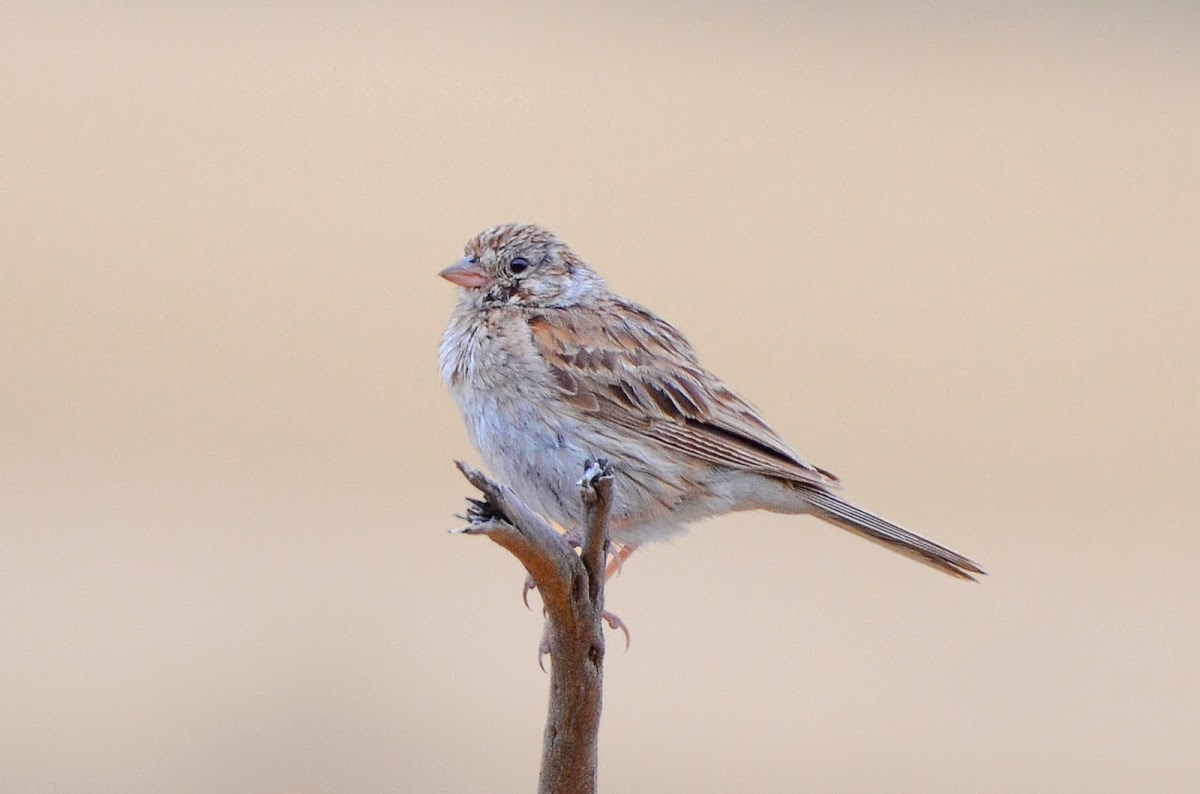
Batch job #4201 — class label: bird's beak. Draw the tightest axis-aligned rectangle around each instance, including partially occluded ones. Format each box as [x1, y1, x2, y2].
[438, 258, 489, 289]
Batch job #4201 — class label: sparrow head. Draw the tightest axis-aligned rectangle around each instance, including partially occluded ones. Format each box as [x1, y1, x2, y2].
[439, 223, 606, 309]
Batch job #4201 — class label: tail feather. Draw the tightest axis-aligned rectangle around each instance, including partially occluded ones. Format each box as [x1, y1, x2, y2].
[802, 489, 985, 581]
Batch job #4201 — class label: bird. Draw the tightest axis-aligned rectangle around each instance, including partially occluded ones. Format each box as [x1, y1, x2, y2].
[439, 223, 984, 581]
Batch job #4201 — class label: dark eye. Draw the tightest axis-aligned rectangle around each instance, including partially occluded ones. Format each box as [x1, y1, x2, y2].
[509, 256, 530, 274]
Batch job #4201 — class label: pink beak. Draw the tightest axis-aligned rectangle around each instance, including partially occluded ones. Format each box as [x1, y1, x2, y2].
[438, 258, 489, 289]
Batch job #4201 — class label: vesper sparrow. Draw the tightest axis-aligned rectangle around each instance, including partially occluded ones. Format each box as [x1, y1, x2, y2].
[439, 223, 983, 580]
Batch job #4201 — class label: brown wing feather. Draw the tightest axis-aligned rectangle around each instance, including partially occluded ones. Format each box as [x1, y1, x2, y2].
[527, 300, 841, 489]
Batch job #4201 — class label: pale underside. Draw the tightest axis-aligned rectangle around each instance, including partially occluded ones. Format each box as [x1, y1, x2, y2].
[443, 294, 840, 546]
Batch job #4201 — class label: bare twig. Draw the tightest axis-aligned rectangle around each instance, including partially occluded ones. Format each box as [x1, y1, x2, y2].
[453, 459, 615, 794]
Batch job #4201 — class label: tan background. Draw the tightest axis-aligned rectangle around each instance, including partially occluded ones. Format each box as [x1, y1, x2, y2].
[3, 3, 1198, 792]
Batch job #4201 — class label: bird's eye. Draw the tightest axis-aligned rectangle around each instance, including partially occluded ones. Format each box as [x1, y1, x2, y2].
[509, 257, 530, 274]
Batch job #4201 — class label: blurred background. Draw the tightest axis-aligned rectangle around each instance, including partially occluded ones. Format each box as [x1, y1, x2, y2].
[2, 2, 1197, 792]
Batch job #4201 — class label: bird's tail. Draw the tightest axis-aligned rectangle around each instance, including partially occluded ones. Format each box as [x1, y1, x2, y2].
[802, 489, 985, 581]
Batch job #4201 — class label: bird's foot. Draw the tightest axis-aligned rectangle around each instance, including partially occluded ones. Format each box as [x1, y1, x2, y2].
[537, 607, 630, 671]
[604, 543, 638, 580]
[602, 609, 631, 650]
[525, 539, 630, 607]
[522, 575, 537, 609]
[537, 615, 552, 672]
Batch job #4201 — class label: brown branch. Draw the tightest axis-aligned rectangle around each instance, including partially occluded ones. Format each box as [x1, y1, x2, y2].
[453, 459, 614, 794]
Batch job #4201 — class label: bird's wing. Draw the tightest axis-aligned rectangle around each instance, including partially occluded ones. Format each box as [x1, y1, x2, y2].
[527, 300, 841, 489]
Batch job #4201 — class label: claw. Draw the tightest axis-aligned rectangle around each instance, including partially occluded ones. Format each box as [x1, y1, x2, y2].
[602, 610, 631, 651]
[604, 543, 637, 580]
[535, 605, 627, 668]
[522, 575, 537, 610]
[537, 621, 552, 673]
